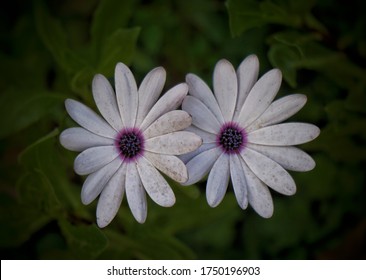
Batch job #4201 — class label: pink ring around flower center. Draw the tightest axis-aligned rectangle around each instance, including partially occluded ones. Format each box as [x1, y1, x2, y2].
[216, 121, 247, 155]
[115, 127, 145, 163]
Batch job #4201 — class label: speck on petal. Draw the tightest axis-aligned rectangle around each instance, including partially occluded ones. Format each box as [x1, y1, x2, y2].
[65, 99, 117, 138]
[213, 59, 237, 122]
[143, 110, 192, 139]
[140, 83, 188, 131]
[145, 151, 188, 183]
[241, 160, 273, 218]
[206, 153, 230, 207]
[74, 145, 120, 175]
[247, 143, 316, 172]
[241, 147, 296, 196]
[115, 62, 138, 127]
[81, 157, 122, 205]
[246, 94, 307, 132]
[96, 164, 126, 228]
[186, 73, 224, 124]
[238, 69, 282, 128]
[230, 154, 248, 209]
[125, 163, 147, 223]
[247, 123, 320, 146]
[182, 147, 222, 186]
[144, 131, 202, 155]
[92, 74, 123, 131]
[137, 156, 176, 207]
[136, 67, 166, 126]
[60, 127, 114, 152]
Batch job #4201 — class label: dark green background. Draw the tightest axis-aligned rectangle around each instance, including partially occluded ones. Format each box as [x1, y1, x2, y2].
[1, 0, 365, 259]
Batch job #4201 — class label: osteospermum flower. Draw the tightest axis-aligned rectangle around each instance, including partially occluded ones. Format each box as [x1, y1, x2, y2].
[60, 62, 202, 227]
[181, 55, 320, 218]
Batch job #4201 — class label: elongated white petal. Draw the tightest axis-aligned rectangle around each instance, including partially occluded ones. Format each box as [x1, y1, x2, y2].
[247, 123, 320, 146]
[145, 131, 202, 155]
[247, 143, 316, 171]
[145, 151, 188, 183]
[206, 153, 230, 207]
[74, 146, 119, 175]
[65, 99, 116, 138]
[144, 110, 192, 139]
[92, 74, 123, 131]
[96, 164, 126, 228]
[182, 96, 221, 134]
[182, 147, 222, 186]
[136, 67, 166, 126]
[140, 83, 188, 131]
[186, 73, 224, 124]
[115, 62, 138, 127]
[185, 125, 217, 143]
[247, 94, 307, 132]
[179, 142, 217, 163]
[242, 161, 273, 218]
[234, 55, 259, 119]
[60, 127, 114, 152]
[238, 69, 282, 128]
[242, 148, 296, 195]
[81, 158, 122, 205]
[213, 59, 237, 121]
[230, 154, 248, 209]
[125, 163, 147, 223]
[137, 157, 175, 207]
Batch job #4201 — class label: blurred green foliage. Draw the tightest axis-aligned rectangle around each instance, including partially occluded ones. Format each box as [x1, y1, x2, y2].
[1, 0, 365, 259]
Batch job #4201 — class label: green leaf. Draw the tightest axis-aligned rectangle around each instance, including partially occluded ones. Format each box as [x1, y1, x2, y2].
[97, 27, 140, 75]
[34, 2, 86, 73]
[0, 89, 64, 139]
[91, 0, 136, 54]
[226, 0, 301, 37]
[59, 218, 108, 259]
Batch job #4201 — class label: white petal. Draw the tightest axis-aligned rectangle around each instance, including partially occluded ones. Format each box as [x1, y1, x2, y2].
[206, 153, 230, 207]
[247, 123, 320, 145]
[136, 67, 166, 126]
[186, 73, 224, 124]
[65, 99, 116, 138]
[60, 127, 114, 152]
[137, 156, 175, 207]
[230, 154, 248, 209]
[125, 163, 147, 223]
[241, 148, 296, 195]
[81, 157, 122, 205]
[74, 146, 120, 175]
[140, 83, 188, 131]
[143, 110, 192, 139]
[185, 125, 217, 143]
[182, 96, 221, 134]
[234, 55, 259, 119]
[115, 62, 138, 127]
[242, 161, 273, 218]
[182, 147, 222, 186]
[238, 69, 282, 128]
[144, 131, 202, 155]
[179, 142, 217, 163]
[96, 164, 126, 228]
[247, 94, 307, 132]
[213, 59, 237, 121]
[145, 151, 188, 183]
[92, 74, 123, 131]
[247, 143, 316, 172]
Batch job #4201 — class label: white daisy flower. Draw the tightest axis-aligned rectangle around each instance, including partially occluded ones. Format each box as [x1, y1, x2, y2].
[60, 62, 202, 227]
[181, 55, 320, 218]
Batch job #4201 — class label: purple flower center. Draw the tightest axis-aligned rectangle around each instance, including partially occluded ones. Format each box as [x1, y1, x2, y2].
[217, 122, 247, 154]
[115, 127, 144, 161]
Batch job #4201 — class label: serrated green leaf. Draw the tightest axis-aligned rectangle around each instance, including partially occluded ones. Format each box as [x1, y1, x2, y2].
[59, 218, 108, 259]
